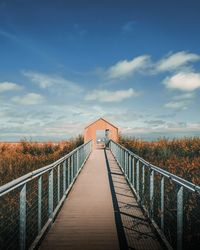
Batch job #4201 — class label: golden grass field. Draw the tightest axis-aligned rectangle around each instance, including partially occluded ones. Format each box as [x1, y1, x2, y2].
[0, 135, 83, 186]
[0, 136, 199, 186]
[119, 136, 200, 185]
[0, 136, 199, 248]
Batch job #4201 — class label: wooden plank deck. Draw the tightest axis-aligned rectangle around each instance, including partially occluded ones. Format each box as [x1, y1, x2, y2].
[39, 149, 120, 250]
[39, 148, 165, 250]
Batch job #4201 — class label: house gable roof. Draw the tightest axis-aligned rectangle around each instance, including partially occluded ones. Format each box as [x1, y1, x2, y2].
[84, 117, 118, 130]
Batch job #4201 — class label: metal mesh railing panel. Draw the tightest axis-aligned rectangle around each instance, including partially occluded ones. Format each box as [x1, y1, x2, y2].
[0, 141, 92, 249]
[41, 172, 49, 229]
[0, 188, 20, 249]
[182, 190, 200, 249]
[26, 179, 39, 248]
[109, 140, 200, 250]
[164, 179, 177, 248]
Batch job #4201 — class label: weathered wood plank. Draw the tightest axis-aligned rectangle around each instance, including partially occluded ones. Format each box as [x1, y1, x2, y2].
[39, 149, 120, 250]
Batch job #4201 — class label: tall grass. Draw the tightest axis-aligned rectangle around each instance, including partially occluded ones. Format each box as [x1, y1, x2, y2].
[119, 136, 200, 185]
[0, 135, 83, 186]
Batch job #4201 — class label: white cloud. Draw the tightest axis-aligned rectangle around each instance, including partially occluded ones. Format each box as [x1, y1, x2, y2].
[164, 100, 189, 110]
[12, 93, 45, 105]
[164, 89, 194, 110]
[23, 71, 82, 93]
[104, 51, 200, 81]
[156, 51, 200, 72]
[107, 55, 150, 79]
[85, 88, 138, 102]
[163, 72, 200, 91]
[0, 82, 22, 93]
[173, 92, 194, 100]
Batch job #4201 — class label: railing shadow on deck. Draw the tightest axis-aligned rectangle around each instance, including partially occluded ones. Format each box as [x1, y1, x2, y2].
[109, 140, 200, 250]
[105, 152, 166, 250]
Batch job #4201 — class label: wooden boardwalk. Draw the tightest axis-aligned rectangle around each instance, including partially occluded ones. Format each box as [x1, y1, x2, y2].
[39, 149, 165, 250]
[39, 149, 120, 250]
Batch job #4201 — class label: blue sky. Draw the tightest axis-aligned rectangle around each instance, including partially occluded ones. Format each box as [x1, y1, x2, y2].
[0, 0, 200, 141]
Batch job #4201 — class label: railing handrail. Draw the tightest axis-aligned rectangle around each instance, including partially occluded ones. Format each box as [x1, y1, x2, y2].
[110, 140, 200, 193]
[0, 140, 92, 197]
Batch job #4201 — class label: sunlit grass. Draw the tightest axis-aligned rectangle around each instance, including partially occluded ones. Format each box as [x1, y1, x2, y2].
[0, 135, 83, 186]
[119, 136, 200, 185]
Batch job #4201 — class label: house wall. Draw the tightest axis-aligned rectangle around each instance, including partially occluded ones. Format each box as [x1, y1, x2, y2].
[84, 119, 118, 147]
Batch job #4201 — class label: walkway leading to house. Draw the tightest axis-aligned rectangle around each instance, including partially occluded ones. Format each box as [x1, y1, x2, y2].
[39, 149, 120, 250]
[39, 149, 164, 250]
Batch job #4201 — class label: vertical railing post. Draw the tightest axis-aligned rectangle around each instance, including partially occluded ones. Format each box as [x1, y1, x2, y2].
[141, 165, 145, 205]
[177, 186, 183, 250]
[77, 149, 79, 170]
[48, 170, 53, 218]
[71, 155, 73, 181]
[79, 148, 81, 169]
[161, 176, 165, 231]
[129, 155, 132, 181]
[122, 149, 126, 172]
[124, 151, 127, 175]
[57, 165, 60, 203]
[63, 160, 66, 194]
[132, 157, 135, 188]
[68, 158, 71, 186]
[127, 153, 129, 177]
[150, 170, 154, 219]
[118, 146, 121, 164]
[127, 152, 129, 176]
[121, 149, 123, 168]
[38, 176, 42, 233]
[19, 184, 26, 250]
[136, 159, 140, 199]
[75, 152, 77, 175]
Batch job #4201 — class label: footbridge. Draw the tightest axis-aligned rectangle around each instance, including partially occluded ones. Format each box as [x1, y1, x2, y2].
[0, 139, 200, 250]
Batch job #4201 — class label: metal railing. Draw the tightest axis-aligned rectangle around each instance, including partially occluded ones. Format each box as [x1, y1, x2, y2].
[109, 140, 200, 250]
[0, 140, 92, 250]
